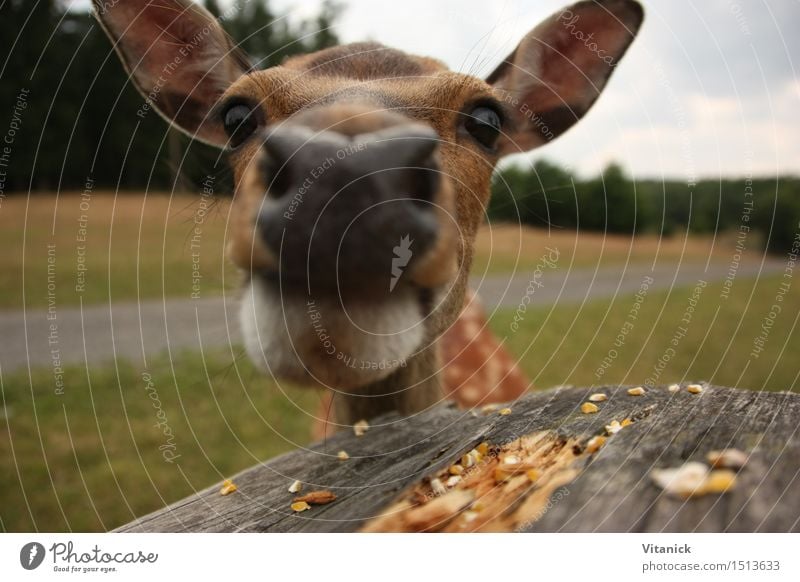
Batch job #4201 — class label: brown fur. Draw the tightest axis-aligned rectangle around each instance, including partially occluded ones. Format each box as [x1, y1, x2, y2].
[93, 0, 643, 429]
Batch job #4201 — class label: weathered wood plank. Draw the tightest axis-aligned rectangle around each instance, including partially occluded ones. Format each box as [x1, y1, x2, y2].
[117, 385, 800, 532]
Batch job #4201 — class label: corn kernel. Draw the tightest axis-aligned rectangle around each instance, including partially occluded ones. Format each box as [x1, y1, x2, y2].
[605, 420, 622, 435]
[703, 470, 737, 494]
[430, 478, 447, 496]
[621, 418, 633, 427]
[503, 455, 520, 465]
[588, 393, 607, 402]
[586, 435, 607, 453]
[687, 384, 704, 394]
[499, 407, 513, 416]
[446, 475, 462, 488]
[627, 386, 645, 396]
[337, 450, 349, 461]
[353, 419, 370, 437]
[476, 442, 490, 456]
[481, 404, 499, 414]
[288, 480, 302, 494]
[219, 479, 238, 496]
[526, 469, 540, 482]
[291, 501, 311, 512]
[581, 402, 599, 414]
[668, 384, 681, 392]
[449, 464, 464, 476]
[706, 449, 748, 470]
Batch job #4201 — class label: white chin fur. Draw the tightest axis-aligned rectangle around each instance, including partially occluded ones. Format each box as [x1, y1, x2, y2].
[240, 277, 426, 390]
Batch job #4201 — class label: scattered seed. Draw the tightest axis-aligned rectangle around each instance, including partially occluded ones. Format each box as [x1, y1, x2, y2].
[430, 478, 447, 496]
[481, 403, 499, 414]
[288, 480, 302, 494]
[337, 450, 349, 461]
[580, 402, 599, 414]
[291, 501, 311, 512]
[706, 449, 748, 470]
[605, 420, 622, 435]
[446, 475, 462, 488]
[703, 470, 737, 494]
[628, 386, 646, 396]
[589, 393, 608, 402]
[586, 435, 607, 453]
[503, 455, 520, 465]
[687, 384, 704, 394]
[353, 419, 370, 437]
[668, 384, 681, 392]
[499, 407, 513, 416]
[651, 462, 708, 498]
[476, 442, 490, 456]
[461, 449, 481, 468]
[526, 469, 540, 482]
[449, 464, 465, 476]
[219, 479, 238, 496]
[294, 490, 337, 505]
[621, 418, 633, 427]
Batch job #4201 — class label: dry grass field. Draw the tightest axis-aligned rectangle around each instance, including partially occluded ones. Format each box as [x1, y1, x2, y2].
[0, 192, 764, 309]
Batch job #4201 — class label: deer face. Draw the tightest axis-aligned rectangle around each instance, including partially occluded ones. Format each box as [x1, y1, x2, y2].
[95, 0, 642, 393]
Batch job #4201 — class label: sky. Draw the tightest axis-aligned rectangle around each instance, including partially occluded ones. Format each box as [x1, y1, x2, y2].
[75, 0, 800, 180]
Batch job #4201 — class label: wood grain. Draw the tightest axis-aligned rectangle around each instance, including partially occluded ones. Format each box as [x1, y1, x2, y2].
[116, 385, 800, 532]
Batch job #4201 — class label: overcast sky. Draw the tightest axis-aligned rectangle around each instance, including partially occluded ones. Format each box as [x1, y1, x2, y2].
[76, 0, 800, 179]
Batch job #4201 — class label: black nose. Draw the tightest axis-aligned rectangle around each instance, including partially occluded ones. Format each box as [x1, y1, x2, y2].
[256, 123, 441, 295]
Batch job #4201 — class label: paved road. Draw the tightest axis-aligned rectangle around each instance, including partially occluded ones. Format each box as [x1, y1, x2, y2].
[0, 261, 784, 373]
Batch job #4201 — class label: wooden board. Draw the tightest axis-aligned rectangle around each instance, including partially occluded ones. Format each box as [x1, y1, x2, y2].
[117, 385, 800, 532]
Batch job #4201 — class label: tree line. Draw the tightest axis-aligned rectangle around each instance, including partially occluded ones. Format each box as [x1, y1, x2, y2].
[488, 161, 800, 255]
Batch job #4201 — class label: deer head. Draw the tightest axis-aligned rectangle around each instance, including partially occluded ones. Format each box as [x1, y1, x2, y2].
[94, 0, 643, 425]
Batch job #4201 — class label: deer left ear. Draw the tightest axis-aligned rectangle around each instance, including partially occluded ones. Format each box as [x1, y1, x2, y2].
[488, 0, 643, 156]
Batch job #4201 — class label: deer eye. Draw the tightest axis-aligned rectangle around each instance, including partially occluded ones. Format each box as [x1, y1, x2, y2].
[463, 105, 502, 150]
[222, 102, 260, 148]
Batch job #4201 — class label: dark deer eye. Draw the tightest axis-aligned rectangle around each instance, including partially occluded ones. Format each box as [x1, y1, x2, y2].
[464, 105, 502, 150]
[222, 102, 260, 147]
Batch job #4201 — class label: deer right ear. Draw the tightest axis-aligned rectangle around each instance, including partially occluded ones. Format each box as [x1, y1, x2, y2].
[93, 0, 251, 148]
[488, 0, 643, 156]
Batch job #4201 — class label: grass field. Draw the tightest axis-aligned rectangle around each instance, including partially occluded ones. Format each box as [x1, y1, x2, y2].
[2, 272, 797, 532]
[0, 192, 764, 309]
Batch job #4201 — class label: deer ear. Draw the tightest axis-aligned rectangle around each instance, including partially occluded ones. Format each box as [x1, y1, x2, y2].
[488, 0, 643, 156]
[93, 0, 251, 147]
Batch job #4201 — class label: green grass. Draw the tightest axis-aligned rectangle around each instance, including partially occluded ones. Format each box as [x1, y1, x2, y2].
[2, 274, 797, 532]
[489, 275, 800, 393]
[0, 350, 319, 532]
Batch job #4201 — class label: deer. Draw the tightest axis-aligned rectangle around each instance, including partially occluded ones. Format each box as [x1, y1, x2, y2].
[93, 0, 643, 435]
